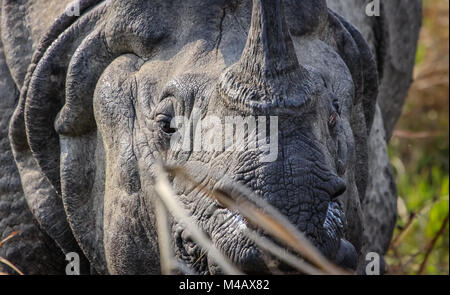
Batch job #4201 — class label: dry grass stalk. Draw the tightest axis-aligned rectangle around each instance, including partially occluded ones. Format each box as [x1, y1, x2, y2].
[154, 197, 178, 275]
[165, 165, 347, 275]
[154, 165, 243, 275]
[0, 257, 23, 275]
[390, 199, 444, 253]
[389, 213, 417, 251]
[0, 231, 23, 275]
[417, 213, 449, 274]
[245, 230, 324, 275]
[0, 231, 19, 248]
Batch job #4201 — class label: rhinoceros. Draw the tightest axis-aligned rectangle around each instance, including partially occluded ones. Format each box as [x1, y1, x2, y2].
[0, 0, 421, 275]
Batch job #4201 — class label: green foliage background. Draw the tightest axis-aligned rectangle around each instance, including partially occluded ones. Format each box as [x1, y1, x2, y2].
[385, 0, 449, 275]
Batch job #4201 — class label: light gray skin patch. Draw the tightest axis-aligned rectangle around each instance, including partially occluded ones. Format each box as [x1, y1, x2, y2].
[0, 0, 421, 274]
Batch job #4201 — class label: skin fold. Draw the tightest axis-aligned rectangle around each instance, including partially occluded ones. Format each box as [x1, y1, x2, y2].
[0, 0, 421, 274]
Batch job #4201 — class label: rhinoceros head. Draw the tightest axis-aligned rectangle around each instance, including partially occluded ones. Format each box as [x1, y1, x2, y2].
[9, 0, 378, 274]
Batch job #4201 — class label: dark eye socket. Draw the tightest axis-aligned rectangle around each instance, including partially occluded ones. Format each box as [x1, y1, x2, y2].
[160, 121, 174, 134]
[159, 119, 176, 134]
[156, 115, 176, 135]
[332, 98, 340, 115]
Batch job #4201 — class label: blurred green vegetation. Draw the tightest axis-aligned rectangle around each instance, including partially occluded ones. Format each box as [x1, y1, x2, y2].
[386, 0, 449, 275]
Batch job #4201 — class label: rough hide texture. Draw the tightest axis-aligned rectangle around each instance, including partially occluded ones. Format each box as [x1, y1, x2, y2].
[0, 0, 421, 274]
[0, 2, 69, 275]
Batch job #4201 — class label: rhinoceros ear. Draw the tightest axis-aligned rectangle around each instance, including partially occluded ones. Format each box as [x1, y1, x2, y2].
[9, 0, 112, 273]
[327, 10, 379, 135]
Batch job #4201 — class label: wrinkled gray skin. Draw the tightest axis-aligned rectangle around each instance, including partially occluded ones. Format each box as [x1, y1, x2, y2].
[0, 0, 421, 274]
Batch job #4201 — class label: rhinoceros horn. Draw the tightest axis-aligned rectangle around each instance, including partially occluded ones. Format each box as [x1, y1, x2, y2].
[218, 0, 311, 113]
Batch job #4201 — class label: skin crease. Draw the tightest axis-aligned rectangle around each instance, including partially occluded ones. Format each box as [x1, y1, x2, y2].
[1, 0, 421, 274]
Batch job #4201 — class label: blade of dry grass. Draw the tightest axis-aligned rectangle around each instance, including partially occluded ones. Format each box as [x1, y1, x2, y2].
[210, 188, 346, 275]
[155, 201, 198, 275]
[154, 197, 178, 275]
[389, 213, 417, 251]
[390, 199, 443, 252]
[0, 231, 23, 275]
[165, 165, 347, 275]
[154, 165, 243, 275]
[245, 230, 324, 275]
[0, 257, 24, 275]
[0, 231, 19, 248]
[417, 213, 449, 274]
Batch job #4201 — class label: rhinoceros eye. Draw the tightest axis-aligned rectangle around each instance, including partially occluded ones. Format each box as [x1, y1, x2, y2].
[155, 97, 176, 135]
[332, 96, 341, 115]
[328, 95, 340, 129]
[156, 114, 176, 135]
